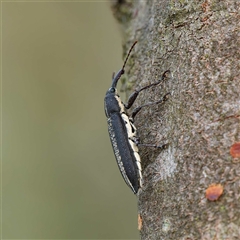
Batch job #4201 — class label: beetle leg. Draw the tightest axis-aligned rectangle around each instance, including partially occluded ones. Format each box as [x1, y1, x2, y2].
[132, 137, 168, 150]
[137, 143, 168, 149]
[124, 70, 170, 109]
[131, 92, 170, 120]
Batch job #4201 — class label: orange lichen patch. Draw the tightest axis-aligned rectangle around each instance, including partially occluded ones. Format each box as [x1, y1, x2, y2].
[201, 0, 210, 12]
[138, 214, 142, 230]
[230, 142, 240, 158]
[206, 184, 224, 201]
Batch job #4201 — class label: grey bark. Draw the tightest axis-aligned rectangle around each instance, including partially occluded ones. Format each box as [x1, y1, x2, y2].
[111, 0, 240, 239]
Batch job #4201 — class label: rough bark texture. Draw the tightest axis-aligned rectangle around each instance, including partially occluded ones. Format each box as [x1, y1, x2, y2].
[111, 0, 240, 239]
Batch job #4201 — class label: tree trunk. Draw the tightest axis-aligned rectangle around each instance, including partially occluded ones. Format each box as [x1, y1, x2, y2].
[111, 0, 240, 239]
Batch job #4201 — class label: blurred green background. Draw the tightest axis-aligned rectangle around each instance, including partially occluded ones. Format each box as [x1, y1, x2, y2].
[2, 1, 139, 239]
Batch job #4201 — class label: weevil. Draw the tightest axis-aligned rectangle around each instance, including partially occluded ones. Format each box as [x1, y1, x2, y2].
[104, 41, 169, 194]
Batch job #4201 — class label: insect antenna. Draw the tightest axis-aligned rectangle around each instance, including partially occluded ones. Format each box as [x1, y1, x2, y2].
[121, 41, 137, 71]
[111, 41, 137, 88]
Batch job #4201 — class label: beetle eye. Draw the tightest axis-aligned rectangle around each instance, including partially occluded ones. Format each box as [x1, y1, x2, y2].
[109, 88, 115, 93]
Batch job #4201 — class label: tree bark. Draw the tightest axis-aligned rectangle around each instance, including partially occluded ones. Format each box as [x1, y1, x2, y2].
[111, 0, 240, 239]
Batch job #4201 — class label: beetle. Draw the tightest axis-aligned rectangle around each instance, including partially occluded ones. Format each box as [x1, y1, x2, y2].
[104, 41, 169, 194]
